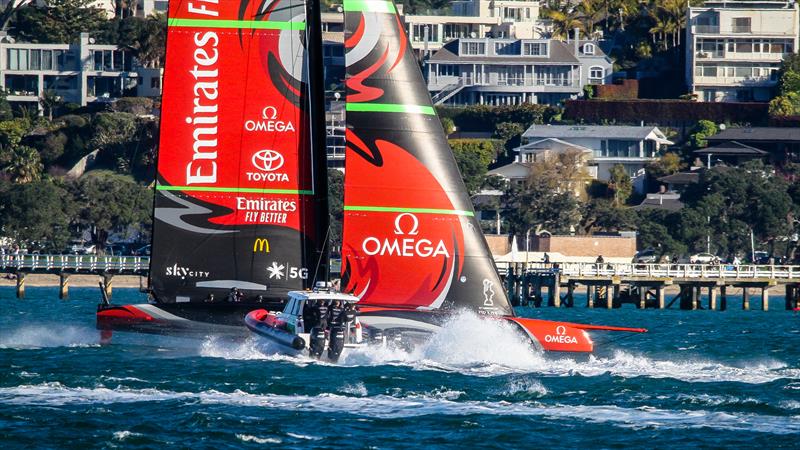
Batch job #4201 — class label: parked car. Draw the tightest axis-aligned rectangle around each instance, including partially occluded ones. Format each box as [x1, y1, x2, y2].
[633, 248, 658, 263]
[753, 251, 770, 264]
[689, 253, 718, 264]
[69, 241, 96, 255]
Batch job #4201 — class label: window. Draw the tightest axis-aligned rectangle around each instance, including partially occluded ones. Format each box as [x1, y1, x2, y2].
[438, 64, 458, 76]
[582, 43, 595, 55]
[603, 140, 639, 157]
[589, 66, 604, 82]
[412, 24, 438, 43]
[29, 50, 41, 70]
[494, 41, 520, 55]
[732, 17, 751, 33]
[460, 41, 486, 55]
[734, 66, 751, 77]
[523, 42, 547, 56]
[735, 41, 752, 53]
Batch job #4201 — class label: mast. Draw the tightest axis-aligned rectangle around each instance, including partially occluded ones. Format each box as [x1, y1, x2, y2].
[149, 0, 327, 303]
[339, 0, 514, 316]
[305, 0, 330, 286]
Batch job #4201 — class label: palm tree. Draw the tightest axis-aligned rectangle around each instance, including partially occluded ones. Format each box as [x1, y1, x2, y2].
[4, 145, 42, 184]
[545, 5, 583, 39]
[39, 90, 62, 121]
[576, 0, 605, 39]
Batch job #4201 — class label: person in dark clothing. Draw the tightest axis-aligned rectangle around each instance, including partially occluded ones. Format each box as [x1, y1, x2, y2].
[316, 300, 329, 330]
[328, 300, 344, 326]
[303, 300, 318, 330]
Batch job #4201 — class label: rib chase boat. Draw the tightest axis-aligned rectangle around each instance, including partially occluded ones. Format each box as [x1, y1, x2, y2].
[98, 0, 645, 352]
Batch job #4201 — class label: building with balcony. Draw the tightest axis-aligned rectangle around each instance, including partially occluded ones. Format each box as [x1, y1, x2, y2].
[426, 32, 612, 106]
[686, 0, 799, 102]
[513, 125, 673, 193]
[0, 32, 160, 109]
[403, 0, 545, 56]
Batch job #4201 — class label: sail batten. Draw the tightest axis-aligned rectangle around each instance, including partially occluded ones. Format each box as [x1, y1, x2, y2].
[341, 0, 514, 316]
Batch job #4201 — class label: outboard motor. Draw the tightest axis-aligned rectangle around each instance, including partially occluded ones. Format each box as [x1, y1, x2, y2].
[309, 327, 326, 358]
[327, 325, 345, 361]
[371, 329, 384, 344]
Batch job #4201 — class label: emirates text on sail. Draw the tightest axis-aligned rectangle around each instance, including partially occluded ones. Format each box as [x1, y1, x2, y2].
[185, 2, 220, 185]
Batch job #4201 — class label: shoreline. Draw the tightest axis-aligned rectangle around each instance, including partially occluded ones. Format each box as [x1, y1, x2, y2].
[0, 274, 146, 288]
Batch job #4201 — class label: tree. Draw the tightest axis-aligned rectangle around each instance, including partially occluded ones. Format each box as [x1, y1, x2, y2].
[39, 89, 62, 121]
[114, 13, 167, 68]
[12, 0, 108, 43]
[608, 164, 632, 206]
[72, 171, 151, 247]
[680, 161, 793, 256]
[440, 116, 455, 136]
[576, 0, 603, 38]
[646, 152, 683, 178]
[0, 90, 12, 121]
[688, 119, 718, 149]
[634, 208, 687, 259]
[0, 180, 74, 251]
[3, 145, 43, 183]
[502, 151, 586, 235]
[0, 0, 25, 31]
[581, 198, 637, 234]
[450, 139, 495, 194]
[544, 4, 582, 39]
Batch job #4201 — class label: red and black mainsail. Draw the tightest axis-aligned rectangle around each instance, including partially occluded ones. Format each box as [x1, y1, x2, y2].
[150, 0, 328, 303]
[340, 0, 513, 316]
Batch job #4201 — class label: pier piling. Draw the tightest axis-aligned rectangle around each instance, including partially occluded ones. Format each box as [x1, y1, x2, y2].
[708, 286, 717, 311]
[566, 282, 574, 308]
[761, 287, 769, 311]
[720, 286, 727, 311]
[587, 285, 594, 308]
[656, 286, 665, 309]
[59, 273, 70, 300]
[15, 272, 25, 299]
[638, 287, 646, 309]
[742, 288, 750, 310]
[606, 285, 613, 309]
[550, 278, 561, 308]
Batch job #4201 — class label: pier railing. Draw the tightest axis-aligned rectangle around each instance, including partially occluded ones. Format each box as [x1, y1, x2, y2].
[503, 262, 800, 281]
[0, 254, 150, 274]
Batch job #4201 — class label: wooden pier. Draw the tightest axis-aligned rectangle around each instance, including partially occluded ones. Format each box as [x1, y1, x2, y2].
[500, 262, 800, 311]
[0, 254, 149, 299]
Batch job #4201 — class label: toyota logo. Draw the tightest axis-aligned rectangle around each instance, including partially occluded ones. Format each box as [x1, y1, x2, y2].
[251, 149, 284, 172]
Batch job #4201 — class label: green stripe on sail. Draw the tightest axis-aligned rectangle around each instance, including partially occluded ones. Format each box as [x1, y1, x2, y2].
[157, 185, 314, 195]
[167, 18, 306, 30]
[346, 103, 435, 115]
[345, 205, 474, 216]
[343, 0, 397, 13]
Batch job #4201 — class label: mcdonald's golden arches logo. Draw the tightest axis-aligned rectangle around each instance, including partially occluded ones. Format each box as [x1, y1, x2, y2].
[253, 238, 270, 253]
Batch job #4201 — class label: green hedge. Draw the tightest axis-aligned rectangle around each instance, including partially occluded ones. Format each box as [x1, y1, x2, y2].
[436, 104, 559, 132]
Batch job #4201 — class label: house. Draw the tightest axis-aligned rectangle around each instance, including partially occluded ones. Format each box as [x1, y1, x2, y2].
[426, 30, 613, 106]
[0, 32, 153, 108]
[513, 125, 673, 193]
[706, 127, 800, 164]
[693, 141, 769, 166]
[488, 137, 595, 195]
[685, 0, 799, 102]
[402, 0, 545, 56]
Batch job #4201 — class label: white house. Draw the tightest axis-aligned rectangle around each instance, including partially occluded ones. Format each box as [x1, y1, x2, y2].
[506, 125, 673, 193]
[685, 0, 799, 102]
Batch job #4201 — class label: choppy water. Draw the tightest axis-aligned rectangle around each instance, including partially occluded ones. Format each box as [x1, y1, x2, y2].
[1, 287, 799, 448]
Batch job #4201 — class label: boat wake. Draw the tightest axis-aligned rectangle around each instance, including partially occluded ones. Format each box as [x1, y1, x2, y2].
[0, 324, 100, 349]
[2, 382, 799, 435]
[196, 310, 800, 384]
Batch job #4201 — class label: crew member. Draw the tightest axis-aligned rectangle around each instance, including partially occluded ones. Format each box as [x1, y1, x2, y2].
[304, 300, 318, 330]
[316, 300, 329, 331]
[226, 288, 237, 302]
[329, 300, 344, 326]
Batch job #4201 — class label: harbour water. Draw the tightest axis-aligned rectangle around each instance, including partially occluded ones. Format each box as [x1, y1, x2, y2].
[1, 287, 799, 448]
